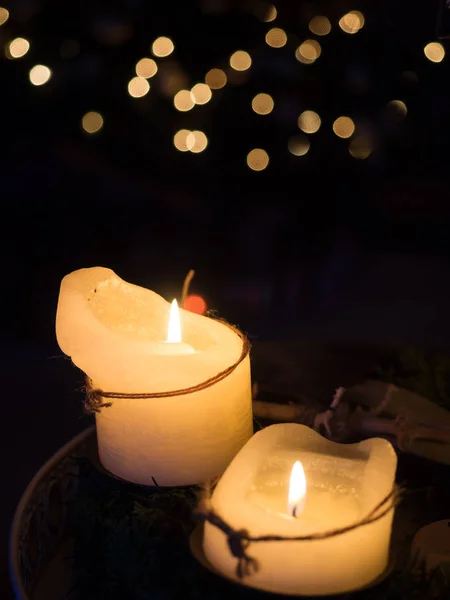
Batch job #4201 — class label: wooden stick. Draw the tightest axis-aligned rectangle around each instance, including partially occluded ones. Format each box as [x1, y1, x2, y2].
[252, 400, 450, 447]
[252, 400, 297, 422]
[351, 412, 450, 446]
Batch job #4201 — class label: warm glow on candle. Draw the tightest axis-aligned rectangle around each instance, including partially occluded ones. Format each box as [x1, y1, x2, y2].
[56, 267, 252, 486]
[287, 460, 306, 517]
[204, 423, 397, 595]
[167, 299, 182, 343]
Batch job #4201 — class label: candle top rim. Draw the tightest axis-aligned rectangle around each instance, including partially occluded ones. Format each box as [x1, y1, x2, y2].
[57, 266, 240, 346]
[56, 266, 247, 392]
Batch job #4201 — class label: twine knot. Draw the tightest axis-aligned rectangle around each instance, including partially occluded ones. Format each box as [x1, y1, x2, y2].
[85, 383, 112, 414]
[227, 529, 248, 558]
[227, 529, 258, 578]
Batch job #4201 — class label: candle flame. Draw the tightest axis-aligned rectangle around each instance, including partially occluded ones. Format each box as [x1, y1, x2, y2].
[167, 299, 182, 343]
[287, 460, 307, 518]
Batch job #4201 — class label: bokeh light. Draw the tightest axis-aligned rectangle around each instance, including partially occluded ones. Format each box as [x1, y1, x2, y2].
[424, 42, 445, 63]
[205, 68, 227, 89]
[308, 16, 331, 36]
[387, 100, 407, 117]
[136, 58, 158, 78]
[339, 11, 365, 34]
[29, 65, 52, 86]
[295, 40, 321, 64]
[0, 7, 9, 26]
[288, 135, 310, 156]
[184, 294, 207, 315]
[333, 116, 355, 138]
[229, 50, 252, 71]
[128, 76, 150, 97]
[252, 93, 274, 115]
[8, 38, 30, 59]
[247, 149, 269, 171]
[152, 36, 174, 57]
[349, 134, 372, 159]
[253, 2, 277, 23]
[173, 89, 195, 111]
[191, 83, 212, 105]
[187, 131, 208, 153]
[265, 27, 287, 48]
[174, 129, 194, 152]
[262, 3, 277, 23]
[298, 111, 321, 134]
[82, 111, 104, 134]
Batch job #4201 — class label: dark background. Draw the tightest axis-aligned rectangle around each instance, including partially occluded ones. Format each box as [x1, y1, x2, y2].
[1, 0, 450, 596]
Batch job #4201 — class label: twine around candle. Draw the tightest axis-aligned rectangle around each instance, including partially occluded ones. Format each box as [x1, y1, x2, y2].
[84, 319, 251, 414]
[194, 486, 402, 580]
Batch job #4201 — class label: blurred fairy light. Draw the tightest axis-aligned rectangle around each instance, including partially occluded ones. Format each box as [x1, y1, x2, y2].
[29, 65, 52, 86]
[152, 36, 174, 58]
[191, 83, 212, 105]
[229, 50, 252, 71]
[174, 130, 207, 153]
[333, 116, 355, 138]
[252, 93, 274, 115]
[298, 110, 321, 134]
[205, 68, 227, 89]
[387, 100, 407, 117]
[349, 134, 372, 159]
[247, 149, 269, 171]
[174, 89, 195, 111]
[184, 294, 207, 315]
[136, 58, 158, 78]
[261, 3, 277, 22]
[424, 42, 445, 63]
[128, 76, 150, 98]
[188, 130, 208, 153]
[0, 7, 9, 26]
[265, 27, 287, 48]
[82, 111, 104, 134]
[295, 40, 321, 64]
[351, 10, 365, 28]
[339, 11, 365, 35]
[8, 38, 30, 59]
[288, 135, 310, 156]
[174, 129, 194, 152]
[308, 16, 331, 36]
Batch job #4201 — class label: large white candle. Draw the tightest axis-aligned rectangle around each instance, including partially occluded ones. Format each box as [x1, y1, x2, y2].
[56, 267, 253, 486]
[203, 423, 397, 596]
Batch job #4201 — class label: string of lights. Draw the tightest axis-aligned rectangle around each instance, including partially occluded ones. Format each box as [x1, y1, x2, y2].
[0, 1, 448, 179]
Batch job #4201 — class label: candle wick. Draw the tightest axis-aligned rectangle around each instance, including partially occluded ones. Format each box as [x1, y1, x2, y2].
[292, 506, 297, 518]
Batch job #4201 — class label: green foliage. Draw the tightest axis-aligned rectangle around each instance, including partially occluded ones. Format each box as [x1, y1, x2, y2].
[69, 458, 449, 600]
[370, 346, 450, 410]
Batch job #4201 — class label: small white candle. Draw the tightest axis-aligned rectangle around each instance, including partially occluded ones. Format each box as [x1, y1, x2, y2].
[56, 267, 253, 486]
[203, 423, 397, 596]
